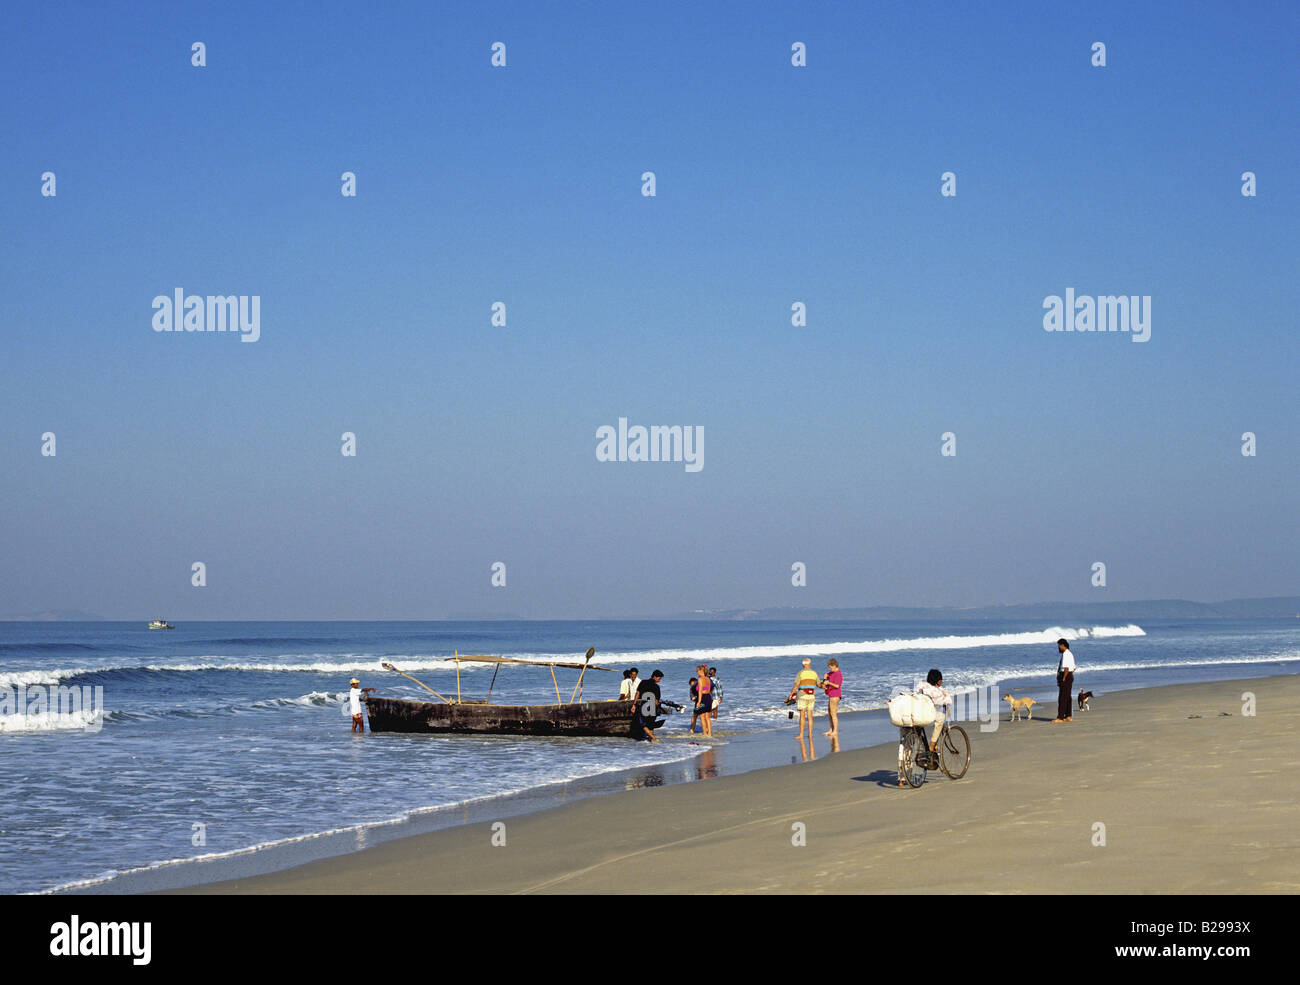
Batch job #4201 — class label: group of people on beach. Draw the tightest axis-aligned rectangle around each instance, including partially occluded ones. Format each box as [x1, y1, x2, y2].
[782, 657, 843, 759]
[622, 665, 724, 742]
[624, 657, 851, 749]
[785, 657, 843, 738]
[622, 656, 847, 749]
[347, 639, 1080, 764]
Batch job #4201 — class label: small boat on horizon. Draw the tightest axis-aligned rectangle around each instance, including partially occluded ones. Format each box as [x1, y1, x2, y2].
[147, 619, 174, 630]
[364, 647, 636, 738]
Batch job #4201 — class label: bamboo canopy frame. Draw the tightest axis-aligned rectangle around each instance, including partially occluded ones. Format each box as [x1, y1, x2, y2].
[449, 654, 615, 672]
[381, 650, 615, 709]
[380, 662, 454, 704]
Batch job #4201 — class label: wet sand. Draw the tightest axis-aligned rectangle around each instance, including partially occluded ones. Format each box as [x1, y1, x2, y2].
[169, 675, 1299, 894]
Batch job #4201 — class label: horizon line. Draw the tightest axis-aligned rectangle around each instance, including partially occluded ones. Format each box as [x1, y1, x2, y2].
[5, 594, 1299, 623]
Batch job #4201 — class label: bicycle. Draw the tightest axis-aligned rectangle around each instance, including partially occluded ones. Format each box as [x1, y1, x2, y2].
[900, 719, 970, 788]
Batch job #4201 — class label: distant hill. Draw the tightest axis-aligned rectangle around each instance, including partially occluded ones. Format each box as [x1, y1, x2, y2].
[672, 597, 1300, 621]
[2, 610, 108, 621]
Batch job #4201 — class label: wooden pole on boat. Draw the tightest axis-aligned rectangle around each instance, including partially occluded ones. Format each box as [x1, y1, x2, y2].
[455, 653, 462, 703]
[550, 664, 562, 704]
[380, 662, 453, 704]
[569, 646, 597, 703]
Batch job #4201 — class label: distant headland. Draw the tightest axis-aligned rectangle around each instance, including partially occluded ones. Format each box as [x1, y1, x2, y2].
[671, 597, 1300, 621]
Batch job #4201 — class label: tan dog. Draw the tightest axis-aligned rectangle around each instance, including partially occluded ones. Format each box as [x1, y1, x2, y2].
[1004, 694, 1037, 721]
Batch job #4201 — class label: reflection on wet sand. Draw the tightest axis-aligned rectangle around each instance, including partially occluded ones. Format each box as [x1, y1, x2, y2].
[797, 734, 816, 761]
[693, 747, 718, 779]
[624, 747, 721, 789]
[625, 770, 666, 790]
[793, 732, 841, 762]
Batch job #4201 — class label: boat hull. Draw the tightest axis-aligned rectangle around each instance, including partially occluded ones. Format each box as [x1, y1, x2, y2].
[364, 696, 637, 738]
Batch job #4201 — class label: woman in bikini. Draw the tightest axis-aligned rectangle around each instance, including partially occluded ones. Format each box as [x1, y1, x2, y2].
[694, 664, 714, 737]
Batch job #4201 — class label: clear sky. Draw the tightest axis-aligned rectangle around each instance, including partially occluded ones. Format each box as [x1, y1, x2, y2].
[2, 1, 1296, 619]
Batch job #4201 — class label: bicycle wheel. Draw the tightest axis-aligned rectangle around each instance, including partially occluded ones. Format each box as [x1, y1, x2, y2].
[903, 729, 928, 788]
[940, 724, 970, 779]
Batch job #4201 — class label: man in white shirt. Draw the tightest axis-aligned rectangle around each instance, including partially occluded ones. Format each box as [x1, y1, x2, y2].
[620, 667, 640, 701]
[1051, 639, 1076, 724]
[348, 677, 375, 733]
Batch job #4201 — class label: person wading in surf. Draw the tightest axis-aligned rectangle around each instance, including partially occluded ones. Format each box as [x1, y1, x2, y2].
[694, 663, 714, 737]
[787, 658, 821, 758]
[821, 658, 842, 737]
[633, 670, 667, 742]
[348, 678, 375, 733]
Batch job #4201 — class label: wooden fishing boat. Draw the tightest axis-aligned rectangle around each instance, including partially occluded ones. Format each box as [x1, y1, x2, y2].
[364, 695, 635, 736]
[363, 648, 637, 738]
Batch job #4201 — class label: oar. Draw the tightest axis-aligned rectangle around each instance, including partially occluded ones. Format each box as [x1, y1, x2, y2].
[381, 661, 454, 704]
[569, 646, 597, 703]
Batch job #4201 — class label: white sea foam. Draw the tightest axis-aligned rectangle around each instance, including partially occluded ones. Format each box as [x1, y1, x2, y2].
[575, 624, 1148, 664]
[0, 660, 471, 689]
[0, 708, 105, 733]
[0, 666, 99, 689]
[1085, 625, 1148, 638]
[0, 625, 1145, 688]
[248, 691, 346, 710]
[1031, 652, 1300, 675]
[34, 739, 703, 894]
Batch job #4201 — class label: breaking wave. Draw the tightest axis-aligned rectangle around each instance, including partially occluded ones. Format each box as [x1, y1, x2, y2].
[580, 625, 1148, 664]
[0, 626, 1147, 688]
[0, 708, 105, 733]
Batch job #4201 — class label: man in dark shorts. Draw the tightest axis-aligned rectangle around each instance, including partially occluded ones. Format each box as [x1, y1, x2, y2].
[632, 670, 666, 742]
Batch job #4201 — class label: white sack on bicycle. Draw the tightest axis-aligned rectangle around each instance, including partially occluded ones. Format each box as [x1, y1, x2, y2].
[889, 693, 936, 727]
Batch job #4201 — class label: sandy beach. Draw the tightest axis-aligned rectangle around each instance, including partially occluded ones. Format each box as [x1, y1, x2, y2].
[169, 675, 1298, 895]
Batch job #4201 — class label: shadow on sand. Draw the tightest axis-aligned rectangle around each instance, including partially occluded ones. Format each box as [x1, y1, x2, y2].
[851, 770, 903, 788]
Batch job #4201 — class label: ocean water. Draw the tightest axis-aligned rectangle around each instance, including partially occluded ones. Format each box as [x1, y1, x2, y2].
[1, 618, 1297, 894]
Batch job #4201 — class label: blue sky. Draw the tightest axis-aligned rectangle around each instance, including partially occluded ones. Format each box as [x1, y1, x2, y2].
[2, 1, 1297, 618]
